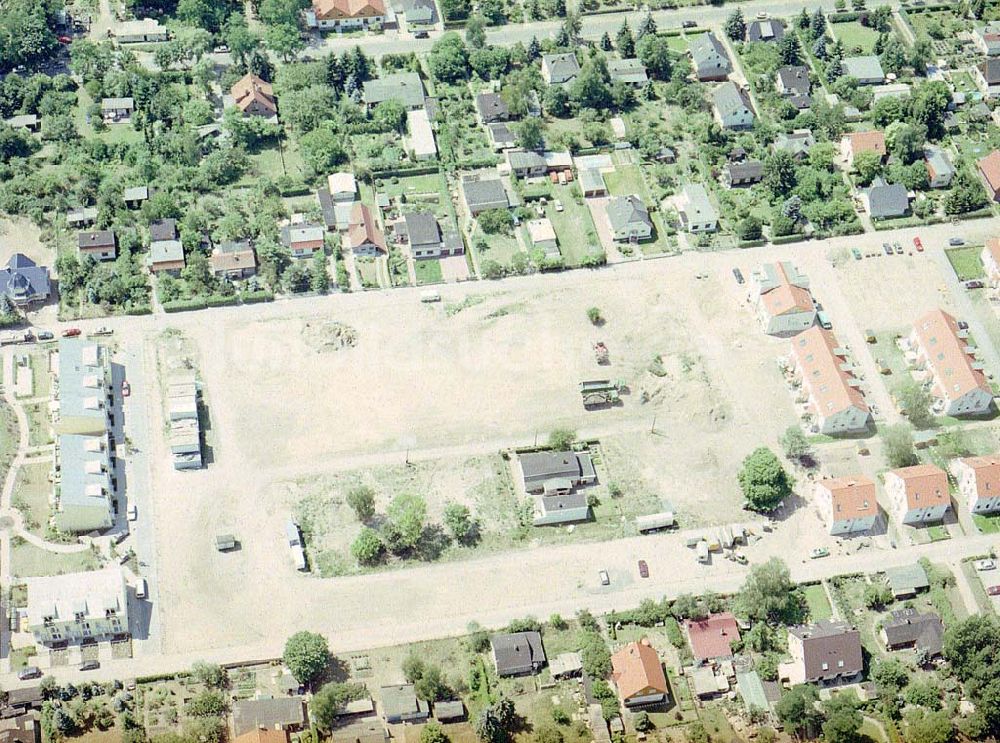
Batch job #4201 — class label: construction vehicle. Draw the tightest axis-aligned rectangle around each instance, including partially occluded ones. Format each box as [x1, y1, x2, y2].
[593, 342, 609, 365]
[579, 379, 624, 408]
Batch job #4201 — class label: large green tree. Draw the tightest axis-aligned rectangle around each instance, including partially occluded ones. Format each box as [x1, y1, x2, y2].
[737, 558, 802, 624]
[282, 631, 330, 687]
[737, 447, 792, 512]
[428, 33, 469, 83]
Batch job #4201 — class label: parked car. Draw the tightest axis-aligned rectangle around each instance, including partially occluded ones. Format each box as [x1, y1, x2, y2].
[91, 326, 113, 336]
[127, 504, 137, 521]
[883, 243, 893, 256]
[80, 660, 100, 671]
[989, 585, 1000, 596]
[894, 242, 903, 254]
[554, 199, 564, 212]
[810, 547, 830, 559]
[61, 328, 81, 337]
[36, 330, 54, 341]
[949, 237, 965, 246]
[121, 380, 131, 397]
[913, 236, 923, 251]
[965, 280, 985, 290]
[975, 559, 996, 571]
[682, 19, 697, 27]
[958, 320, 969, 330]
[599, 570, 610, 586]
[852, 248, 862, 260]
[57, 35, 72, 43]
[638, 560, 649, 578]
[17, 666, 41, 681]
[732, 268, 745, 284]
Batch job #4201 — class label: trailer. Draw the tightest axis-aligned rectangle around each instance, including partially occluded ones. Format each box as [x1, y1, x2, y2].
[636, 512, 676, 533]
[696, 540, 710, 563]
[579, 379, 625, 408]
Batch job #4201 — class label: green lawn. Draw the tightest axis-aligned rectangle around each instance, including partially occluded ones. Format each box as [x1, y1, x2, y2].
[604, 164, 648, 198]
[803, 583, 833, 621]
[356, 258, 380, 289]
[944, 246, 985, 281]
[927, 524, 951, 542]
[542, 189, 604, 267]
[951, 70, 977, 95]
[11, 462, 51, 537]
[10, 540, 101, 578]
[414, 258, 443, 284]
[471, 228, 523, 270]
[974, 514, 1000, 533]
[831, 21, 883, 54]
[377, 172, 456, 224]
[23, 402, 51, 447]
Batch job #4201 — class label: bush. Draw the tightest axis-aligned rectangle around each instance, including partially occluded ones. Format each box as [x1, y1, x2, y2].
[162, 297, 208, 313]
[241, 289, 275, 304]
[282, 631, 331, 686]
[205, 294, 239, 308]
[587, 306, 604, 325]
[548, 428, 577, 450]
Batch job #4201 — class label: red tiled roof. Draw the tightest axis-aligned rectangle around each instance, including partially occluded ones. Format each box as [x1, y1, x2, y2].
[685, 613, 740, 662]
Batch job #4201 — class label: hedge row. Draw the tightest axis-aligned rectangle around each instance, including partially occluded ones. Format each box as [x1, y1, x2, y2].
[205, 294, 239, 308]
[125, 304, 153, 316]
[162, 298, 208, 313]
[241, 290, 275, 304]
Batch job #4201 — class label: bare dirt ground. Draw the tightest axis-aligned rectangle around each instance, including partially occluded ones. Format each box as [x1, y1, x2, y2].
[0, 218, 53, 273]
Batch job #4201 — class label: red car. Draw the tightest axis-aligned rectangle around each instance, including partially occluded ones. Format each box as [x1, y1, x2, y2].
[913, 236, 923, 251]
[121, 380, 131, 397]
[61, 328, 81, 338]
[58, 35, 72, 44]
[638, 560, 649, 578]
[989, 585, 1000, 596]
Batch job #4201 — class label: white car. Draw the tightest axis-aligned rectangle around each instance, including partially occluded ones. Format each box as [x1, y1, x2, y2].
[127, 505, 138, 521]
[599, 570, 610, 586]
[975, 559, 996, 571]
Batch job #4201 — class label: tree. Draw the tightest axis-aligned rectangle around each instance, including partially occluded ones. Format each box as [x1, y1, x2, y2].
[600, 32, 612, 50]
[882, 424, 917, 468]
[777, 35, 802, 66]
[737, 558, 802, 623]
[347, 485, 376, 521]
[852, 150, 884, 186]
[637, 34, 672, 80]
[428, 33, 469, 83]
[822, 694, 862, 743]
[907, 711, 953, 743]
[905, 680, 942, 709]
[264, 23, 304, 62]
[736, 215, 762, 241]
[633, 712, 653, 732]
[475, 698, 517, 743]
[879, 36, 908, 75]
[191, 662, 227, 688]
[579, 631, 612, 678]
[810, 8, 827, 39]
[862, 582, 893, 609]
[569, 56, 612, 111]
[300, 127, 347, 173]
[737, 447, 792, 512]
[587, 306, 603, 325]
[422, 722, 450, 743]
[514, 117, 546, 151]
[871, 657, 909, 698]
[615, 20, 635, 57]
[439, 0, 471, 20]
[724, 9, 746, 40]
[443, 501, 477, 544]
[670, 593, 704, 620]
[313, 682, 370, 730]
[185, 690, 228, 717]
[385, 493, 427, 552]
[897, 382, 934, 429]
[478, 209, 513, 234]
[812, 35, 828, 60]
[945, 170, 988, 215]
[351, 527, 386, 565]
[465, 14, 486, 47]
[774, 685, 820, 738]
[779, 426, 811, 463]
[282, 631, 330, 687]
[763, 150, 797, 197]
[548, 428, 577, 450]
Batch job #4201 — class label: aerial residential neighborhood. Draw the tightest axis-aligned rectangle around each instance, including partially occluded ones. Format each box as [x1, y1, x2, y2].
[10, 0, 1000, 742]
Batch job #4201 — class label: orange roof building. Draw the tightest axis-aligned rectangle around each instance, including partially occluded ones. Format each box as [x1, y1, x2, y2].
[231, 74, 277, 118]
[789, 326, 871, 436]
[909, 309, 993, 417]
[815, 476, 881, 536]
[312, 0, 386, 30]
[685, 613, 740, 662]
[840, 130, 886, 168]
[751, 261, 816, 337]
[977, 150, 1000, 202]
[884, 464, 951, 526]
[610, 641, 669, 708]
[347, 203, 387, 256]
[952, 454, 1000, 515]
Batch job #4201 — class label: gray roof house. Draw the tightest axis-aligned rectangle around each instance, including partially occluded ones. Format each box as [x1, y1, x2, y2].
[773, 129, 815, 159]
[490, 631, 546, 676]
[380, 685, 429, 724]
[776, 65, 810, 98]
[975, 58, 1000, 99]
[925, 146, 954, 188]
[476, 92, 511, 124]
[842, 56, 885, 85]
[862, 177, 909, 220]
[747, 19, 784, 42]
[231, 697, 306, 737]
[122, 185, 149, 208]
[541, 53, 580, 85]
[461, 175, 510, 216]
[712, 81, 755, 130]
[782, 620, 863, 685]
[0, 254, 50, 306]
[605, 195, 653, 242]
[400, 212, 462, 259]
[608, 58, 649, 86]
[885, 563, 929, 599]
[401, 0, 436, 25]
[507, 149, 548, 178]
[363, 73, 426, 110]
[518, 450, 597, 494]
[689, 33, 731, 81]
[433, 701, 465, 723]
[487, 122, 516, 151]
[67, 207, 98, 227]
[5, 114, 39, 132]
[724, 160, 763, 188]
[53, 433, 114, 534]
[880, 608, 943, 657]
[78, 230, 117, 261]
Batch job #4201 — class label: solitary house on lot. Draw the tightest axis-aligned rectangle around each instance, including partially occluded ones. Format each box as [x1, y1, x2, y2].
[880, 608, 943, 656]
[401, 212, 463, 259]
[491, 631, 546, 676]
[78, 230, 117, 261]
[924, 146, 954, 188]
[605, 195, 653, 242]
[110, 18, 168, 43]
[747, 18, 784, 42]
[862, 177, 910, 220]
[788, 327, 872, 436]
[380, 685, 429, 724]
[885, 563, 930, 599]
[611, 641, 669, 708]
[724, 160, 763, 188]
[346, 204, 387, 256]
[0, 254, 50, 307]
[776, 65, 810, 108]
[781, 620, 863, 686]
[310, 0, 386, 31]
[541, 53, 580, 86]
[363, 73, 425, 110]
[210, 240, 257, 279]
[750, 261, 815, 337]
[884, 464, 951, 526]
[25, 566, 128, 646]
[281, 223, 326, 259]
[517, 450, 597, 494]
[977, 149, 1000, 202]
[815, 476, 880, 536]
[122, 185, 149, 209]
[101, 97, 134, 123]
[608, 58, 648, 87]
[689, 33, 731, 81]
[686, 613, 740, 663]
[232, 74, 278, 119]
[840, 130, 886, 169]
[148, 218, 185, 275]
[774, 129, 815, 159]
[5, 114, 39, 132]
[527, 218, 559, 258]
[910, 308, 993, 417]
[975, 21, 1000, 55]
[476, 93, 511, 124]
[461, 176, 510, 216]
[676, 183, 718, 233]
[952, 454, 1000, 515]
[231, 697, 306, 738]
[712, 82, 755, 130]
[842, 55, 885, 84]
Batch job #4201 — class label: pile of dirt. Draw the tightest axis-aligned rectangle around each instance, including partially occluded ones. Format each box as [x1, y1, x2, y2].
[303, 321, 358, 352]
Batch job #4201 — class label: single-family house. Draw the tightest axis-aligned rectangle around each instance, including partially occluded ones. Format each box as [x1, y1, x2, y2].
[122, 185, 149, 209]
[862, 177, 910, 220]
[232, 74, 278, 118]
[209, 240, 257, 279]
[781, 621, 863, 686]
[329, 172, 358, 203]
[885, 563, 931, 599]
[398, 0, 435, 26]
[541, 53, 580, 86]
[110, 18, 168, 43]
[231, 697, 306, 738]
[486, 122, 516, 151]
[461, 176, 510, 216]
[406, 108, 437, 161]
[872, 83, 911, 103]
[686, 613, 740, 663]
[789, 326, 872, 435]
[723, 160, 763, 187]
[25, 566, 128, 646]
[101, 97, 134, 123]
[608, 58, 648, 87]
[911, 308, 993, 416]
[776, 65, 811, 103]
[953, 454, 1000, 515]
[506, 150, 547, 178]
[311, 0, 386, 31]
[527, 218, 559, 258]
[280, 223, 326, 259]
[0, 254, 50, 307]
[975, 59, 1000, 99]
[747, 18, 784, 42]
[815, 476, 881, 536]
[346, 204, 386, 256]
[475, 93, 511, 124]
[363, 73, 425, 110]
[884, 464, 951, 526]
[605, 195, 653, 242]
[580, 168, 607, 197]
[712, 81, 755, 130]
[610, 641, 668, 708]
[5, 114, 39, 133]
[518, 450, 597, 494]
[400, 212, 463, 259]
[840, 130, 886, 169]
[491, 632, 546, 676]
[974, 21, 1000, 56]
[77, 230, 117, 261]
[924, 146, 954, 188]
[380, 685, 429, 724]
[689, 33, 731, 81]
[880, 608, 943, 657]
[676, 183, 718, 233]
[843, 55, 886, 84]
[774, 129, 815, 159]
[148, 218, 184, 275]
[750, 261, 815, 336]
[978, 149, 1000, 202]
